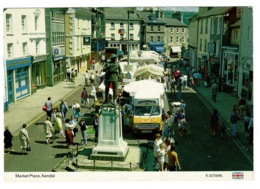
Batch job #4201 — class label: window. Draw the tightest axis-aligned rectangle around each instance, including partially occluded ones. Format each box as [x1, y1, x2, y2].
[205, 18, 208, 34]
[130, 23, 133, 30]
[158, 26, 161, 32]
[150, 36, 154, 42]
[176, 36, 179, 43]
[52, 32, 65, 46]
[120, 34, 124, 40]
[120, 23, 124, 29]
[36, 40, 40, 54]
[22, 42, 27, 56]
[200, 19, 204, 34]
[210, 18, 214, 34]
[204, 39, 207, 52]
[111, 33, 115, 40]
[176, 28, 179, 33]
[181, 36, 185, 43]
[7, 43, 13, 58]
[182, 28, 185, 33]
[52, 12, 64, 22]
[171, 28, 173, 32]
[217, 17, 221, 34]
[130, 34, 133, 41]
[150, 25, 154, 32]
[199, 39, 202, 51]
[234, 29, 238, 42]
[157, 36, 161, 42]
[216, 40, 220, 57]
[170, 36, 173, 42]
[21, 15, 27, 32]
[6, 14, 12, 33]
[35, 15, 39, 31]
[111, 22, 115, 30]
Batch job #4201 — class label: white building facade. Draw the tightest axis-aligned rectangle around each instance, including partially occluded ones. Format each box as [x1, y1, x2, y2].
[4, 8, 47, 106]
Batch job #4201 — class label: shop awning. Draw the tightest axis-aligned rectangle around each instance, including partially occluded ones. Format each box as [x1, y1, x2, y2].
[154, 47, 164, 52]
[171, 46, 181, 53]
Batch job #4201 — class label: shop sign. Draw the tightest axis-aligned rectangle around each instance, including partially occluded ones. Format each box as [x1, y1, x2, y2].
[6, 57, 32, 70]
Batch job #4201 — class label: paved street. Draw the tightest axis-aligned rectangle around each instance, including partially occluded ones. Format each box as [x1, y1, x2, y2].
[4, 69, 253, 172]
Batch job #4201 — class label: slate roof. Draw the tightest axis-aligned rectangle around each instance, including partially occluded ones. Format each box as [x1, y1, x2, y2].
[105, 7, 140, 21]
[136, 11, 166, 25]
[163, 18, 187, 27]
[197, 7, 233, 18]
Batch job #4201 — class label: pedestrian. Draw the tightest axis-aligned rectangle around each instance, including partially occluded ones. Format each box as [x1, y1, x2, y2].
[170, 77, 176, 93]
[19, 124, 30, 155]
[71, 69, 76, 84]
[210, 109, 219, 136]
[81, 87, 89, 107]
[72, 100, 81, 121]
[66, 67, 71, 82]
[211, 82, 218, 102]
[248, 118, 253, 144]
[182, 73, 188, 90]
[243, 111, 251, 134]
[237, 95, 247, 118]
[89, 73, 95, 85]
[93, 114, 99, 142]
[163, 139, 171, 171]
[64, 118, 77, 149]
[177, 109, 186, 136]
[44, 117, 54, 144]
[167, 144, 181, 171]
[230, 107, 239, 138]
[45, 97, 53, 120]
[176, 79, 182, 101]
[167, 111, 176, 144]
[95, 71, 100, 86]
[180, 100, 186, 114]
[51, 107, 59, 122]
[60, 99, 69, 123]
[219, 122, 226, 139]
[70, 115, 78, 137]
[153, 133, 163, 163]
[4, 126, 14, 153]
[157, 143, 166, 171]
[78, 118, 88, 145]
[85, 70, 89, 86]
[161, 114, 169, 141]
[54, 113, 64, 138]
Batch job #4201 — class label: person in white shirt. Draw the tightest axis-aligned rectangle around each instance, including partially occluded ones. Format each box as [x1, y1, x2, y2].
[157, 143, 166, 171]
[182, 74, 188, 90]
[85, 71, 89, 86]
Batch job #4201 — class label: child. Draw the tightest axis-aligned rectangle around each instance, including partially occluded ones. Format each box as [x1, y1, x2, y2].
[163, 139, 171, 171]
[157, 143, 166, 171]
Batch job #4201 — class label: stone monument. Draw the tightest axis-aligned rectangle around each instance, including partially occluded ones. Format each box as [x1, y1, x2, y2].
[90, 104, 129, 161]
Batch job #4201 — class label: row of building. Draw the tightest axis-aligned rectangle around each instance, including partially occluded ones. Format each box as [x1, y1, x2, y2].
[3, 7, 189, 111]
[186, 7, 253, 104]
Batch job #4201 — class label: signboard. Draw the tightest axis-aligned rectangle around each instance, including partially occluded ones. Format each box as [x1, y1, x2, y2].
[6, 57, 32, 71]
[83, 36, 91, 45]
[135, 99, 158, 106]
[100, 109, 116, 141]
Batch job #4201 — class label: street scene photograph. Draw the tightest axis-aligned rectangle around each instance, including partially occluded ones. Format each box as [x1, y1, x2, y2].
[1, 1, 257, 186]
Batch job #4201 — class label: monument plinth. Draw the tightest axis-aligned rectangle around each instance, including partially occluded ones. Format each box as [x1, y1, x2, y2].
[90, 104, 129, 161]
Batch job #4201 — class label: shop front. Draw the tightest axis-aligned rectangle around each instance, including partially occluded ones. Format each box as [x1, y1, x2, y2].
[31, 55, 47, 93]
[240, 59, 253, 101]
[149, 42, 164, 54]
[6, 57, 32, 104]
[53, 55, 66, 84]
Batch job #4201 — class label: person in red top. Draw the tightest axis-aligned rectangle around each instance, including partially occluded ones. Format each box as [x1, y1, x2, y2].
[81, 88, 89, 107]
[174, 69, 180, 81]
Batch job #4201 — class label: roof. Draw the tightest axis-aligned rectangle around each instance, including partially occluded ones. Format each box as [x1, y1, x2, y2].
[136, 11, 166, 25]
[163, 18, 187, 27]
[198, 7, 233, 18]
[105, 8, 140, 21]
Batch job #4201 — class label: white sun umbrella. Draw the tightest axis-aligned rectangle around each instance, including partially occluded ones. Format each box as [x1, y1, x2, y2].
[133, 64, 164, 80]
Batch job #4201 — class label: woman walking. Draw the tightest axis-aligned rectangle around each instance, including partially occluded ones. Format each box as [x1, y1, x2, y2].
[19, 124, 30, 155]
[72, 100, 81, 121]
[45, 97, 53, 121]
[64, 118, 77, 149]
[60, 99, 69, 123]
[79, 118, 88, 145]
[44, 117, 54, 144]
[4, 126, 14, 153]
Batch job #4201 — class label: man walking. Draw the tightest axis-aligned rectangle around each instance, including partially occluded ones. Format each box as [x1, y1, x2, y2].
[211, 81, 218, 102]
